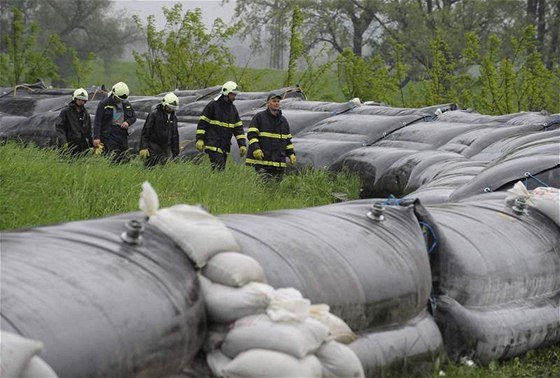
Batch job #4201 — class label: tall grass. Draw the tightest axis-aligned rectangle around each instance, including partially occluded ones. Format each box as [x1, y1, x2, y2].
[0, 143, 360, 230]
[1, 143, 559, 377]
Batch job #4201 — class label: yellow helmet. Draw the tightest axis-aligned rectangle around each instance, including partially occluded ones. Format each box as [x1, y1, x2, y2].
[162, 92, 179, 110]
[221, 81, 239, 96]
[72, 88, 88, 101]
[111, 81, 129, 100]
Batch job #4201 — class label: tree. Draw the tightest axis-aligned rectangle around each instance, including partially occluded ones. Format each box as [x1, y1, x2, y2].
[1, 0, 139, 85]
[132, 4, 242, 94]
[0, 7, 65, 85]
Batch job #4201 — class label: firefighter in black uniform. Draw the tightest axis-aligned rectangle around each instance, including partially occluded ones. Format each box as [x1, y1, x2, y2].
[93, 81, 136, 163]
[55, 88, 93, 155]
[246, 93, 296, 181]
[138, 92, 180, 167]
[195, 81, 247, 170]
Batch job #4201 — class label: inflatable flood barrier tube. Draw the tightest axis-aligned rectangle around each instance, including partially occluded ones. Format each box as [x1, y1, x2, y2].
[0, 212, 206, 378]
[219, 199, 432, 332]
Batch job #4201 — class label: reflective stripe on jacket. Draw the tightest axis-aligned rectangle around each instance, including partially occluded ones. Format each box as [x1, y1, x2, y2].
[246, 108, 294, 168]
[196, 95, 246, 154]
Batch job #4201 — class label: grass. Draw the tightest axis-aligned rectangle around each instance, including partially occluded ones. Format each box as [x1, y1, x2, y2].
[1, 143, 559, 377]
[0, 142, 360, 230]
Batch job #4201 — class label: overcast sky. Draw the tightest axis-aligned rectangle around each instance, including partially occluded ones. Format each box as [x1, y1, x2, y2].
[111, 0, 237, 28]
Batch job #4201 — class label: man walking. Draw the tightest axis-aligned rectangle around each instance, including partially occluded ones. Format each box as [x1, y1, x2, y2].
[55, 87, 93, 156]
[246, 93, 296, 181]
[195, 81, 247, 170]
[93, 81, 136, 163]
[138, 93, 180, 167]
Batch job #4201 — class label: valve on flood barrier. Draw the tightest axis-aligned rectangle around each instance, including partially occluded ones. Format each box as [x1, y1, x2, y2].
[512, 196, 528, 215]
[367, 202, 385, 222]
[121, 219, 145, 245]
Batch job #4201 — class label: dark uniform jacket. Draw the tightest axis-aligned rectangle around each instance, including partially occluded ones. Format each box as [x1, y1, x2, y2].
[196, 95, 246, 154]
[246, 108, 295, 168]
[55, 102, 93, 153]
[93, 96, 136, 149]
[139, 104, 179, 157]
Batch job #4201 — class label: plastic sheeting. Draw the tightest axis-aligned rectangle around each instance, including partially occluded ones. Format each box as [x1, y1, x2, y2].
[349, 310, 444, 377]
[0, 212, 205, 377]
[219, 200, 432, 331]
[424, 198, 560, 362]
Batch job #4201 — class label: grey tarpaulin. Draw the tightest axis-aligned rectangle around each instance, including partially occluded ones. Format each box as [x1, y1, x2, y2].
[219, 200, 432, 331]
[349, 310, 444, 377]
[0, 212, 206, 377]
[424, 199, 560, 362]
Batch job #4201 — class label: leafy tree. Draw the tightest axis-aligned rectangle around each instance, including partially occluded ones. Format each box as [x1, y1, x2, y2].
[132, 4, 242, 94]
[0, 7, 65, 85]
[1, 0, 139, 85]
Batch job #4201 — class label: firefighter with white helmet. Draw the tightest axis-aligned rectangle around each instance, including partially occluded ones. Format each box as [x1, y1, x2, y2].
[138, 92, 180, 167]
[195, 81, 247, 170]
[55, 87, 93, 155]
[93, 81, 137, 163]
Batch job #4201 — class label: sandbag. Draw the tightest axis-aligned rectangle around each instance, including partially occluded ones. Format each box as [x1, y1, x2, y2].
[316, 340, 364, 378]
[221, 349, 322, 378]
[221, 314, 329, 359]
[199, 275, 274, 323]
[202, 252, 267, 287]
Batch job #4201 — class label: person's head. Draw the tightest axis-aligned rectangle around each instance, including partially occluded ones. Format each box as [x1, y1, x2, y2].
[161, 92, 179, 113]
[111, 81, 129, 102]
[72, 88, 88, 107]
[221, 81, 239, 103]
[266, 93, 282, 111]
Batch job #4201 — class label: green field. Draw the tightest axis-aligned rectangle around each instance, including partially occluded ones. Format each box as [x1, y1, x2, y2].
[90, 60, 347, 101]
[1, 143, 559, 377]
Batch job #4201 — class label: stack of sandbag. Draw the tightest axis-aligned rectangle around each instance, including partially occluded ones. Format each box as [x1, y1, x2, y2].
[141, 183, 364, 377]
[199, 252, 365, 378]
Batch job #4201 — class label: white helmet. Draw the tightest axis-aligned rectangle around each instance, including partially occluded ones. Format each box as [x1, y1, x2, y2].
[221, 81, 239, 96]
[111, 81, 129, 100]
[72, 88, 88, 101]
[162, 92, 179, 110]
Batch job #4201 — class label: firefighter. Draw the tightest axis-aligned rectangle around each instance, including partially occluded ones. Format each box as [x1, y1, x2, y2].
[246, 93, 296, 181]
[138, 92, 180, 167]
[55, 88, 93, 156]
[195, 81, 247, 170]
[93, 81, 136, 163]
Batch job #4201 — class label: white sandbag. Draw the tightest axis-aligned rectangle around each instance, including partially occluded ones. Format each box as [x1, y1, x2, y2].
[531, 186, 560, 226]
[0, 331, 47, 377]
[267, 288, 310, 322]
[221, 314, 329, 359]
[20, 356, 58, 378]
[507, 182, 560, 226]
[206, 349, 232, 378]
[221, 349, 322, 378]
[199, 275, 275, 323]
[149, 204, 240, 268]
[316, 340, 365, 378]
[202, 252, 267, 287]
[309, 304, 357, 344]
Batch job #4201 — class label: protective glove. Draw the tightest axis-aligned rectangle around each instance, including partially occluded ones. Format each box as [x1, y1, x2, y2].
[139, 149, 150, 159]
[253, 149, 264, 160]
[239, 146, 247, 157]
[93, 143, 104, 156]
[195, 139, 205, 152]
[289, 154, 297, 165]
